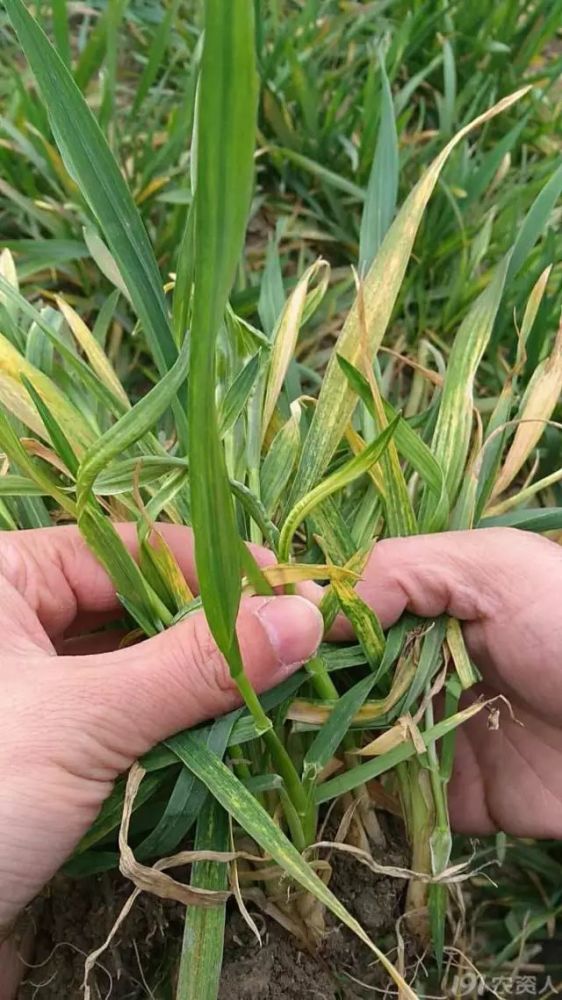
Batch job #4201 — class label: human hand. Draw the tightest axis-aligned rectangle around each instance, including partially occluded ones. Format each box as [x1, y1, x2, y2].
[333, 527, 562, 838]
[0, 523, 322, 986]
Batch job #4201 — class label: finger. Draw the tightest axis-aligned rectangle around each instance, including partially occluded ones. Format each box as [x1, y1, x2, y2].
[0, 523, 193, 640]
[72, 594, 323, 773]
[328, 528, 537, 641]
[0, 523, 274, 640]
[358, 529, 508, 624]
[326, 528, 562, 729]
[448, 710, 497, 835]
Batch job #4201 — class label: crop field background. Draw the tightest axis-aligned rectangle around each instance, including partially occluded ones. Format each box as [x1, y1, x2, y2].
[1, 1, 562, 998]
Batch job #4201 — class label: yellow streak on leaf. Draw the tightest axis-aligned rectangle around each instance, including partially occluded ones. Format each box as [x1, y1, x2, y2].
[355, 701, 485, 758]
[135, 175, 170, 205]
[345, 425, 386, 495]
[0, 332, 93, 449]
[517, 265, 552, 369]
[288, 652, 416, 726]
[22, 438, 71, 477]
[56, 295, 130, 407]
[446, 617, 478, 689]
[262, 259, 329, 440]
[493, 315, 562, 496]
[144, 528, 195, 605]
[0, 372, 45, 437]
[258, 562, 358, 588]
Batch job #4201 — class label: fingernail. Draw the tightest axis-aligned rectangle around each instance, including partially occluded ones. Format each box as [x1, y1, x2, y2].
[254, 596, 324, 670]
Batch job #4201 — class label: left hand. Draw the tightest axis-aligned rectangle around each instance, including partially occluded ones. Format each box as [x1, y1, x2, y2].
[0, 523, 322, 993]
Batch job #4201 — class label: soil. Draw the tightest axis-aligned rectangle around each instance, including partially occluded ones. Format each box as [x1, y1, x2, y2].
[219, 820, 412, 1000]
[16, 817, 412, 1000]
[17, 876, 185, 1000]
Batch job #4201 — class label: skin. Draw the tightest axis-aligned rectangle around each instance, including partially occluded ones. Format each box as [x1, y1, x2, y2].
[1, 524, 562, 992]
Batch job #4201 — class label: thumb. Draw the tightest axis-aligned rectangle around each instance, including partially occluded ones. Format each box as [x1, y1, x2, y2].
[82, 594, 323, 764]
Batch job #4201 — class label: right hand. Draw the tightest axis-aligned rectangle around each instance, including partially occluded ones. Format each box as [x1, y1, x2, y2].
[333, 528, 562, 838]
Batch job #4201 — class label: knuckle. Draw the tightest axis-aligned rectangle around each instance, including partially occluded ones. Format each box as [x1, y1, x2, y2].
[0, 534, 28, 591]
[186, 615, 235, 699]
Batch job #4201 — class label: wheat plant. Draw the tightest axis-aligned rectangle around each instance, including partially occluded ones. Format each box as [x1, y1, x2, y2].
[1, 1, 562, 997]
